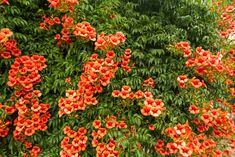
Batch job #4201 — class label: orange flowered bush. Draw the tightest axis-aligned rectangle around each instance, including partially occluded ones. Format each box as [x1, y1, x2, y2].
[0, 28, 21, 59]
[0, 27, 50, 156]
[58, 48, 132, 117]
[0, 0, 235, 157]
[60, 126, 87, 157]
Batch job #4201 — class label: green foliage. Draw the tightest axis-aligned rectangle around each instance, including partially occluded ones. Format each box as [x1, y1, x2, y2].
[0, 0, 226, 156]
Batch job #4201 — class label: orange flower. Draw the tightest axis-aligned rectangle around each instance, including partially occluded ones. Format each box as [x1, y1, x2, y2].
[31, 146, 41, 155]
[213, 129, 222, 137]
[201, 113, 212, 124]
[154, 99, 164, 108]
[184, 49, 191, 57]
[0, 33, 7, 43]
[106, 51, 116, 58]
[135, 90, 144, 99]
[175, 41, 190, 49]
[166, 143, 178, 154]
[156, 140, 164, 147]
[141, 105, 151, 116]
[177, 75, 188, 83]
[191, 79, 202, 88]
[97, 128, 107, 138]
[92, 138, 99, 147]
[23, 141, 33, 149]
[230, 88, 235, 97]
[112, 90, 120, 97]
[128, 92, 135, 99]
[96, 143, 106, 153]
[99, 67, 109, 75]
[106, 140, 116, 151]
[120, 90, 129, 99]
[121, 85, 131, 92]
[93, 120, 101, 129]
[165, 128, 177, 138]
[1, 28, 13, 37]
[4, 106, 16, 114]
[174, 124, 186, 135]
[110, 36, 120, 46]
[189, 105, 200, 114]
[149, 124, 155, 130]
[186, 58, 197, 67]
[144, 91, 153, 98]
[117, 121, 127, 129]
[11, 48, 22, 56]
[104, 58, 114, 66]
[150, 107, 161, 117]
[25, 127, 35, 136]
[106, 121, 116, 129]
[92, 131, 98, 138]
[179, 146, 192, 157]
[1, 51, 11, 58]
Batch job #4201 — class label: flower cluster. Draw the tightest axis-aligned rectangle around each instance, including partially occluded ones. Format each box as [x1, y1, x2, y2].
[174, 41, 235, 156]
[112, 85, 165, 117]
[7, 55, 47, 90]
[40, 16, 61, 29]
[0, 26, 50, 156]
[40, 15, 96, 44]
[177, 75, 206, 89]
[214, 2, 235, 39]
[95, 32, 126, 51]
[155, 122, 213, 156]
[120, 48, 132, 72]
[112, 85, 144, 99]
[13, 94, 51, 139]
[60, 126, 87, 157]
[176, 42, 235, 82]
[51, 0, 129, 117]
[95, 139, 119, 157]
[22, 144, 41, 157]
[3, 55, 50, 157]
[190, 101, 235, 137]
[30, 146, 41, 157]
[0, 101, 15, 138]
[0, 28, 13, 43]
[65, 77, 72, 85]
[72, 22, 96, 41]
[92, 116, 128, 157]
[0, 28, 21, 59]
[230, 87, 235, 97]
[47, 0, 79, 12]
[0, 0, 9, 5]
[155, 120, 235, 157]
[0, 114, 11, 137]
[155, 100, 235, 157]
[143, 77, 155, 88]
[58, 51, 119, 117]
[141, 97, 165, 117]
[175, 41, 191, 57]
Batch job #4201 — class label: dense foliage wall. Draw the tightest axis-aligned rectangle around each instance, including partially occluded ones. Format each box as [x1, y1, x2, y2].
[0, 0, 234, 157]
